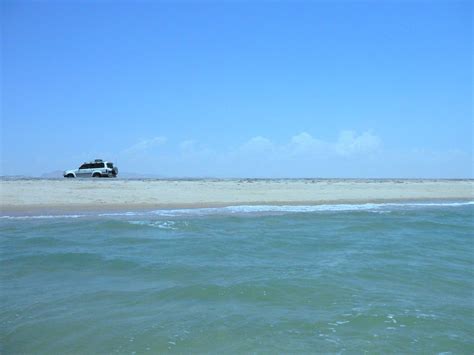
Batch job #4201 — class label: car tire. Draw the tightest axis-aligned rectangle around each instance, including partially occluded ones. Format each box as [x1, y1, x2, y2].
[92, 173, 101, 178]
[65, 174, 75, 178]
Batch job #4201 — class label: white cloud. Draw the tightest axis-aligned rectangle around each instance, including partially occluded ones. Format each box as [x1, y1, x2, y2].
[237, 130, 380, 159]
[335, 130, 381, 156]
[122, 136, 167, 155]
[239, 136, 274, 153]
[290, 132, 317, 147]
[109, 130, 472, 178]
[286, 132, 328, 156]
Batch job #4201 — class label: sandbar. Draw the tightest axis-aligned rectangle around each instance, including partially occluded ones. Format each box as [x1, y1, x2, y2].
[1, 178, 473, 215]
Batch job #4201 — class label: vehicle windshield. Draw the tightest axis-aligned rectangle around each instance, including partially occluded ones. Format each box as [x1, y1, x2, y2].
[106, 163, 113, 168]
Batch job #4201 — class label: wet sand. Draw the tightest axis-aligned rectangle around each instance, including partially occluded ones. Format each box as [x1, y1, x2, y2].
[1, 179, 472, 215]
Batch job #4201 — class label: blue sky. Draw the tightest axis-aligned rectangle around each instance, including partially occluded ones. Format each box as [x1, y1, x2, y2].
[2, 0, 472, 177]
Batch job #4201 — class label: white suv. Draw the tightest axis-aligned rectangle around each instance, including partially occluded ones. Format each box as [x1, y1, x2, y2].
[64, 159, 118, 178]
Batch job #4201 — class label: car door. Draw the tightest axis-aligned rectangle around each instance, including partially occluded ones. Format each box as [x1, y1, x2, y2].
[77, 163, 91, 177]
[87, 163, 98, 177]
[96, 162, 105, 176]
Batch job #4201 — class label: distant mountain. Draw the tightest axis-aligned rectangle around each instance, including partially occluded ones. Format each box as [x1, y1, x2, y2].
[0, 175, 33, 180]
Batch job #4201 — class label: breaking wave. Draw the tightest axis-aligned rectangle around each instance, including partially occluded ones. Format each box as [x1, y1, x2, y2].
[1, 201, 472, 220]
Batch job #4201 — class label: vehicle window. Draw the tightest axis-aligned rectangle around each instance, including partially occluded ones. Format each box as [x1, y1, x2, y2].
[79, 164, 87, 169]
[90, 163, 104, 169]
[107, 163, 113, 168]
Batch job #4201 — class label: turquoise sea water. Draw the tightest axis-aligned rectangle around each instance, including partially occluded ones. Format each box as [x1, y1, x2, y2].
[1, 201, 473, 353]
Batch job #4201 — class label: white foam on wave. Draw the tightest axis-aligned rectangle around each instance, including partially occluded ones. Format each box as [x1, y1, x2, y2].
[0, 214, 85, 220]
[147, 201, 474, 217]
[1, 201, 472, 220]
[128, 220, 178, 229]
[98, 212, 140, 217]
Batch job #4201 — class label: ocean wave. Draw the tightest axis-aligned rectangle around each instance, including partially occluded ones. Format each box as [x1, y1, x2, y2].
[147, 201, 474, 216]
[98, 212, 141, 217]
[1, 201, 472, 220]
[0, 214, 85, 220]
[128, 220, 179, 230]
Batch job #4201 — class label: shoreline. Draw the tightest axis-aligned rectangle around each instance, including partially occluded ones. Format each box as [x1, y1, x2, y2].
[2, 197, 473, 214]
[1, 179, 473, 216]
[0, 198, 474, 218]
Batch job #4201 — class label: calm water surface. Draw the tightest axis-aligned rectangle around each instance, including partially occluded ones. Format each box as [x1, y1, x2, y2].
[1, 202, 473, 353]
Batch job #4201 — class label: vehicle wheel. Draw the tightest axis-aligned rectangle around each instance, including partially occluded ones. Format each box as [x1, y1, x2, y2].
[65, 174, 75, 178]
[92, 173, 101, 178]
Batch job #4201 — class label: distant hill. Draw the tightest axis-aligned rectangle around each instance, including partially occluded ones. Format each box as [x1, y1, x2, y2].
[0, 175, 33, 180]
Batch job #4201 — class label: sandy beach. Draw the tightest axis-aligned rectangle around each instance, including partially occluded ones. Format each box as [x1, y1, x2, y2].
[1, 179, 472, 214]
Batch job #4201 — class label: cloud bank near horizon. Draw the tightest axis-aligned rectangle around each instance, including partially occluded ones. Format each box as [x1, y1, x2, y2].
[114, 130, 471, 178]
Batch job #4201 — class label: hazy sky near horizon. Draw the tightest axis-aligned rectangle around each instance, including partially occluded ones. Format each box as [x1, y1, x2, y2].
[2, 0, 472, 178]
